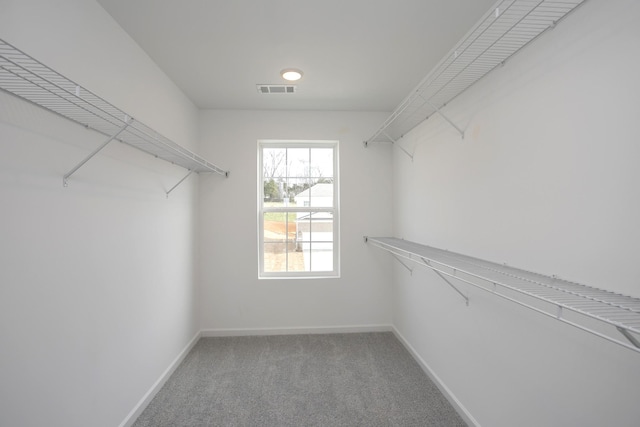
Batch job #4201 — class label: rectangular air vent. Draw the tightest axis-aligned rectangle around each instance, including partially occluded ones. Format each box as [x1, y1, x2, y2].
[257, 84, 296, 94]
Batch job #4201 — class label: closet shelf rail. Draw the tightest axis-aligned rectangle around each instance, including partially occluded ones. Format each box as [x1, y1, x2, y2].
[365, 237, 640, 353]
[0, 38, 228, 191]
[364, 0, 586, 147]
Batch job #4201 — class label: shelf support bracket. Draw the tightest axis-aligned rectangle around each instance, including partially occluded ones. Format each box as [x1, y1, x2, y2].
[382, 131, 414, 161]
[63, 118, 132, 187]
[423, 98, 465, 139]
[365, 236, 413, 274]
[421, 257, 469, 305]
[166, 170, 194, 198]
[617, 327, 640, 349]
[363, 133, 413, 161]
[391, 254, 413, 275]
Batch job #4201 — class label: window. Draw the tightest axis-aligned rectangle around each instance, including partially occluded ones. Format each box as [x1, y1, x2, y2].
[258, 140, 339, 278]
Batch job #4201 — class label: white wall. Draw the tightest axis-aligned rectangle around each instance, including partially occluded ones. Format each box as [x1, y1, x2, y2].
[392, 0, 640, 426]
[0, 1, 201, 426]
[198, 110, 393, 334]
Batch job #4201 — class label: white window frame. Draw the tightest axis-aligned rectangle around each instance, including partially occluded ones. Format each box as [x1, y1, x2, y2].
[258, 140, 340, 279]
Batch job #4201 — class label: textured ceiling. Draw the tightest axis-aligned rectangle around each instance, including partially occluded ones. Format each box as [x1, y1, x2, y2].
[96, 0, 496, 111]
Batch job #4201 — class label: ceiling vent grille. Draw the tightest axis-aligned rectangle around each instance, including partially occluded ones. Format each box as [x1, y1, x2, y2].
[257, 84, 296, 94]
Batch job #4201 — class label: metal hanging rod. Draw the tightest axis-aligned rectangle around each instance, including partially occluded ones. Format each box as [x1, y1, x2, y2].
[364, 0, 587, 146]
[364, 236, 640, 353]
[0, 38, 229, 194]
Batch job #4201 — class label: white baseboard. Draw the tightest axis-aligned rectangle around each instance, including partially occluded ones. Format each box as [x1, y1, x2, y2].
[118, 330, 202, 427]
[391, 326, 480, 427]
[201, 324, 393, 337]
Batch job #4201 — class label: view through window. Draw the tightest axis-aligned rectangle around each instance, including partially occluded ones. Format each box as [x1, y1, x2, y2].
[258, 140, 339, 278]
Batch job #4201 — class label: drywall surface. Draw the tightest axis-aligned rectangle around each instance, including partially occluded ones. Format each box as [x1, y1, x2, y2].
[0, 1, 201, 426]
[198, 110, 393, 332]
[391, 0, 640, 426]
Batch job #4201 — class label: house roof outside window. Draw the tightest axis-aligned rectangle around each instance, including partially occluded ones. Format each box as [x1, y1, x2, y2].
[294, 183, 333, 199]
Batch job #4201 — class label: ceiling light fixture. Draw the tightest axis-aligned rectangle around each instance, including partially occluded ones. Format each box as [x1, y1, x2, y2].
[281, 68, 303, 81]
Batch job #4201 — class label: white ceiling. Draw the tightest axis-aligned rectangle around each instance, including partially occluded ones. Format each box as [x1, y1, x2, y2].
[96, 0, 497, 112]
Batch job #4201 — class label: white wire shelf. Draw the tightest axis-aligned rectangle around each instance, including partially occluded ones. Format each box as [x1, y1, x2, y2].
[365, 236, 640, 353]
[0, 38, 228, 193]
[365, 0, 586, 146]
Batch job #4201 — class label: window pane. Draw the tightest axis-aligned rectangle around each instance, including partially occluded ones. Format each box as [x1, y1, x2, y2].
[287, 148, 310, 178]
[308, 182, 333, 208]
[290, 178, 311, 207]
[263, 212, 294, 269]
[286, 177, 306, 206]
[264, 212, 296, 241]
[263, 148, 287, 180]
[296, 212, 334, 272]
[263, 243, 287, 272]
[310, 148, 333, 179]
[263, 178, 287, 203]
[310, 213, 333, 241]
[310, 244, 334, 272]
[286, 250, 306, 272]
[294, 212, 312, 252]
[264, 198, 290, 209]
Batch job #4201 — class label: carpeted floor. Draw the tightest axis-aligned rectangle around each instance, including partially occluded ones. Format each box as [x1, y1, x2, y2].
[132, 332, 466, 427]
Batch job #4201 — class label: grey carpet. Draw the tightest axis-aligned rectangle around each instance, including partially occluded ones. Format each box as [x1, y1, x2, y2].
[132, 332, 466, 427]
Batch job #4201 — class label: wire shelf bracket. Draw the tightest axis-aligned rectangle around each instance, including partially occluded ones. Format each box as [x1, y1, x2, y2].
[365, 236, 640, 353]
[363, 131, 414, 161]
[392, 253, 414, 276]
[166, 169, 193, 199]
[364, 0, 587, 147]
[63, 117, 131, 187]
[421, 256, 469, 306]
[0, 38, 229, 195]
[422, 97, 465, 139]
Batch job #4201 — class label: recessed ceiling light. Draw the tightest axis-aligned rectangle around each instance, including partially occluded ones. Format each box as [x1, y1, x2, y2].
[281, 68, 303, 81]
